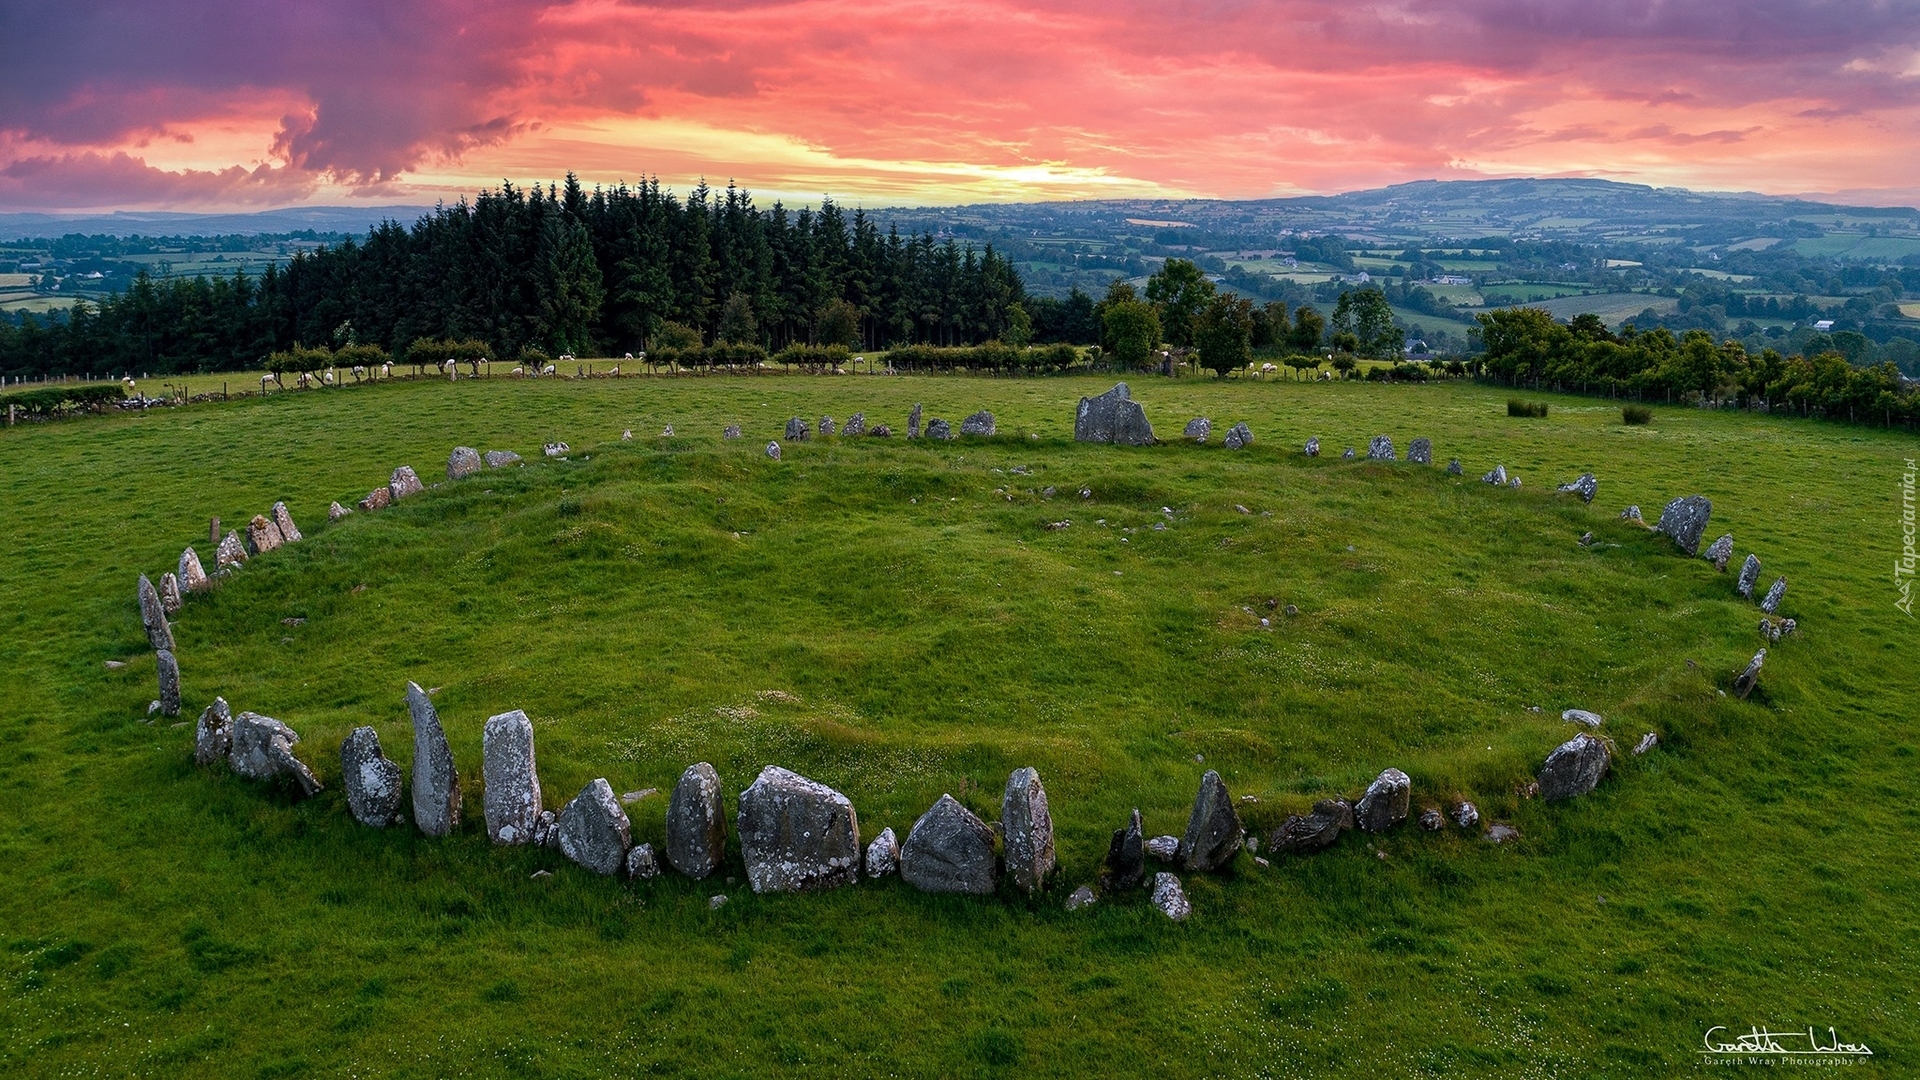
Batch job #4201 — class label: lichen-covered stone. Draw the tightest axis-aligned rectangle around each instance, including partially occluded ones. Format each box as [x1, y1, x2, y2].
[722, 425, 742, 440]
[137, 574, 174, 652]
[482, 709, 541, 845]
[960, 410, 996, 437]
[229, 712, 322, 798]
[158, 572, 183, 615]
[864, 827, 899, 878]
[1760, 576, 1787, 614]
[1447, 458, 1463, 475]
[1267, 799, 1352, 856]
[1354, 768, 1411, 832]
[1407, 438, 1432, 464]
[1704, 533, 1734, 570]
[925, 417, 952, 441]
[483, 450, 522, 468]
[1452, 801, 1480, 829]
[841, 414, 865, 437]
[1483, 465, 1508, 485]
[340, 726, 404, 827]
[1000, 767, 1055, 893]
[1184, 417, 1212, 442]
[557, 778, 631, 876]
[1150, 873, 1192, 921]
[272, 501, 302, 543]
[901, 794, 998, 895]
[179, 547, 210, 592]
[766, 441, 782, 461]
[1367, 435, 1395, 461]
[1653, 495, 1713, 556]
[193, 696, 232, 766]
[407, 681, 460, 837]
[1538, 733, 1610, 800]
[216, 530, 250, 570]
[1562, 709, 1604, 727]
[1304, 437, 1320, 457]
[388, 466, 424, 501]
[1074, 383, 1155, 446]
[666, 762, 727, 880]
[1734, 648, 1766, 700]
[1223, 421, 1252, 450]
[245, 514, 284, 556]
[1556, 473, 1598, 503]
[358, 487, 391, 513]
[447, 447, 482, 480]
[327, 501, 351, 521]
[1177, 770, 1242, 871]
[627, 843, 661, 880]
[735, 766, 861, 893]
[154, 648, 180, 717]
[785, 417, 811, 441]
[1737, 553, 1762, 598]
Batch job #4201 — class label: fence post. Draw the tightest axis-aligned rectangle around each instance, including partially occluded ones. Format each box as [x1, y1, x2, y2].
[7, 404, 14, 427]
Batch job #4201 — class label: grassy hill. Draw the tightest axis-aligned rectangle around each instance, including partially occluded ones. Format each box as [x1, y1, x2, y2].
[1, 374, 1913, 1077]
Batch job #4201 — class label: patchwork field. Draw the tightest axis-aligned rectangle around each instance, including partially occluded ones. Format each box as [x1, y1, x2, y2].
[1, 374, 1914, 1077]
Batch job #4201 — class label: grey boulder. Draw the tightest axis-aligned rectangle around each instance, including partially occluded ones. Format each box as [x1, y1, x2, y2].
[193, 696, 232, 766]
[155, 648, 180, 717]
[1074, 383, 1155, 445]
[1408, 438, 1432, 465]
[1737, 554, 1762, 598]
[1000, 767, 1055, 892]
[1367, 435, 1395, 461]
[1100, 808, 1145, 891]
[722, 424, 742, 440]
[1150, 872, 1192, 921]
[627, 843, 661, 880]
[736, 766, 861, 893]
[1267, 799, 1352, 856]
[215, 530, 249, 570]
[1065, 885, 1097, 911]
[1538, 733, 1610, 800]
[785, 417, 811, 441]
[1184, 417, 1212, 442]
[557, 778, 632, 876]
[1452, 801, 1480, 829]
[1482, 465, 1507, 485]
[1562, 708, 1604, 727]
[766, 441, 782, 461]
[137, 574, 175, 652]
[1447, 458, 1463, 475]
[1704, 533, 1734, 571]
[407, 681, 461, 837]
[1760, 576, 1787, 614]
[901, 794, 998, 895]
[448, 446, 483, 480]
[1556, 473, 1598, 503]
[1354, 768, 1411, 832]
[1223, 422, 1252, 450]
[1145, 834, 1180, 861]
[272, 501, 302, 543]
[482, 709, 542, 845]
[1653, 495, 1712, 556]
[960, 410, 996, 437]
[1177, 769, 1242, 871]
[841, 413, 865, 437]
[1304, 437, 1320, 457]
[483, 450, 522, 468]
[229, 712, 323, 798]
[666, 762, 727, 880]
[340, 726, 405, 827]
[818, 416, 835, 436]
[925, 418, 952, 440]
[389, 466, 425, 501]
[864, 827, 900, 878]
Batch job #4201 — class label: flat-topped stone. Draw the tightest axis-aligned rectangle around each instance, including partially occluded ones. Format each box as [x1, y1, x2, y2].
[960, 410, 996, 437]
[925, 417, 953, 441]
[447, 447, 482, 480]
[482, 709, 541, 845]
[1653, 495, 1712, 556]
[245, 514, 283, 555]
[484, 450, 522, 468]
[1367, 435, 1395, 461]
[666, 762, 727, 880]
[1184, 417, 1212, 442]
[1407, 438, 1432, 464]
[736, 766, 861, 893]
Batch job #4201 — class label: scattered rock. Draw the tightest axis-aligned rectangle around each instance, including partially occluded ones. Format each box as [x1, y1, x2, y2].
[1408, 438, 1432, 465]
[960, 410, 996, 436]
[666, 762, 728, 880]
[1734, 648, 1766, 699]
[1419, 807, 1444, 830]
[1223, 422, 1252, 450]
[483, 450, 522, 468]
[709, 894, 729, 910]
[722, 424, 742, 440]
[1177, 770, 1243, 871]
[901, 794, 998, 895]
[1760, 617, 1798, 643]
[407, 681, 461, 838]
[1073, 383, 1155, 445]
[1509, 475, 1522, 488]
[482, 709, 542, 845]
[1145, 835, 1180, 861]
[1556, 473, 1598, 503]
[1150, 873, 1192, 921]
[621, 788, 658, 804]
[358, 487, 391, 513]
[1485, 823, 1520, 843]
[818, 416, 835, 436]
[766, 441, 781, 460]
[1284, 604, 1298, 616]
[1268, 799, 1352, 855]
[1653, 495, 1713, 556]
[557, 778, 633, 876]
[531, 809, 556, 847]
[530, 869, 552, 881]
[327, 501, 351, 521]
[1482, 465, 1508, 485]
[870, 423, 892, 437]
[1447, 458, 1463, 475]
[1737, 554, 1762, 598]
[1064, 884, 1097, 911]
[1561, 709, 1604, 727]
[158, 571, 183, 616]
[178, 547, 210, 593]
[137, 574, 175, 652]
[1760, 576, 1787, 615]
[193, 696, 232, 766]
[1000, 767, 1056, 893]
[272, 501, 302, 543]
[1704, 533, 1734, 571]
[1452, 801, 1479, 829]
[1234, 504, 1251, 515]
[1304, 437, 1319, 457]
[735, 766, 862, 893]
[105, 659, 127, 670]
[908, 402, 923, 439]
[864, 827, 900, 878]
[1100, 808, 1146, 891]
[1538, 733, 1610, 800]
[447, 447, 482, 480]
[1620, 504, 1643, 525]
[229, 712, 323, 798]
[152, 647, 180, 717]
[340, 726, 404, 827]
[1633, 732, 1659, 755]
[1354, 769, 1411, 832]
[1578, 531, 1595, 546]
[389, 465, 425, 501]
[925, 417, 953, 441]
[627, 843, 660, 880]
[843, 413, 866, 436]
[621, 429, 633, 441]
[1184, 417, 1212, 442]
[1366, 435, 1395, 461]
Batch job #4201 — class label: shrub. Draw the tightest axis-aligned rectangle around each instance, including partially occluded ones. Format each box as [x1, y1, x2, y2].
[1622, 404, 1654, 425]
[404, 337, 493, 365]
[1508, 398, 1549, 418]
[332, 343, 391, 368]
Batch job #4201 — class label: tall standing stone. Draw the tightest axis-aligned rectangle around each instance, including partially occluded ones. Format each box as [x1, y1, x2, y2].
[447, 447, 483, 480]
[229, 712, 323, 798]
[407, 681, 460, 837]
[193, 696, 232, 766]
[960, 410, 996, 437]
[340, 726, 404, 827]
[154, 648, 181, 717]
[178, 547, 210, 593]
[1100, 808, 1145, 891]
[1734, 648, 1766, 699]
[1538, 733, 1610, 800]
[245, 514, 283, 556]
[735, 766, 861, 893]
[1407, 438, 1432, 465]
[137, 574, 174, 652]
[272, 501, 302, 543]
[819, 415, 836, 436]
[1366, 435, 1396, 461]
[1223, 422, 1252, 450]
[1653, 495, 1713, 556]
[1000, 767, 1055, 893]
[843, 413, 866, 437]
[901, 794, 998, 895]
[785, 417, 811, 441]
[1184, 417, 1212, 443]
[908, 403, 922, 439]
[557, 778, 632, 876]
[158, 572, 183, 615]
[1737, 554, 1762, 598]
[389, 466, 425, 501]
[482, 709, 541, 845]
[1177, 770, 1243, 871]
[666, 762, 727, 880]
[1354, 768, 1411, 832]
[1760, 576, 1787, 614]
[1703, 533, 1734, 571]
[1073, 383, 1155, 445]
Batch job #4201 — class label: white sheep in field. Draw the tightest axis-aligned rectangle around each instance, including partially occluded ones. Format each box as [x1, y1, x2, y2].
[323, 368, 336, 385]
[510, 366, 525, 377]
[1261, 363, 1278, 378]
[541, 364, 557, 376]
[260, 373, 274, 393]
[380, 361, 393, 378]
[351, 365, 367, 382]
[608, 364, 620, 377]
[623, 352, 633, 360]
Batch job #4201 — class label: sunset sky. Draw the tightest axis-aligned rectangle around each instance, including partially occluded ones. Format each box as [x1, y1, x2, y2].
[3, 0, 1919, 212]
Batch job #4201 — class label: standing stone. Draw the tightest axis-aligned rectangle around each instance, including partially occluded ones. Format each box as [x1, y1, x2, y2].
[1408, 438, 1432, 465]
[1704, 533, 1734, 571]
[1184, 417, 1212, 443]
[1452, 801, 1480, 829]
[1482, 465, 1508, 485]
[1304, 437, 1320, 457]
[389, 466, 425, 501]
[482, 709, 541, 845]
[784, 417, 809, 441]
[901, 794, 998, 895]
[272, 501, 302, 543]
[340, 726, 404, 827]
[1267, 799, 1352, 855]
[483, 450, 522, 468]
[1419, 807, 1444, 830]
[1556, 473, 1598, 503]
[1223, 422, 1252, 450]
[736, 766, 861, 892]
[842, 413, 866, 437]
[864, 827, 900, 878]
[193, 696, 232, 766]
[1073, 383, 1155, 445]
[158, 572, 183, 615]
[245, 514, 283, 555]
[407, 681, 461, 838]
[210, 516, 221, 547]
[723, 424, 743, 440]
[557, 778, 632, 876]
[358, 487, 391, 513]
[328, 501, 351, 521]
[1760, 576, 1787, 614]
[908, 402, 923, 439]
[447, 447, 482, 480]
[137, 574, 175, 652]
[229, 712, 322, 798]
[1145, 834, 1180, 861]
[1353, 768, 1411, 832]
[1177, 770, 1243, 872]
[960, 410, 996, 437]
[1538, 733, 1610, 800]
[1065, 885, 1097, 911]
[1447, 458, 1463, 475]
[1343, 447, 1357, 459]
[1734, 648, 1766, 699]
[819, 416, 836, 436]
[1099, 808, 1145, 891]
[178, 547, 210, 593]
[1620, 504, 1644, 524]
[766, 440, 782, 461]
[1150, 873, 1192, 921]
[627, 843, 661, 880]
[1653, 495, 1713, 556]
[1000, 767, 1055, 893]
[666, 762, 727, 880]
[1367, 435, 1395, 461]
[925, 418, 953, 441]
[216, 529, 249, 570]
[1737, 554, 1762, 598]
[154, 648, 181, 717]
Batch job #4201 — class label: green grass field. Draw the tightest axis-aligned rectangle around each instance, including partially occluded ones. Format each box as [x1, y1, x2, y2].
[1, 374, 1915, 1077]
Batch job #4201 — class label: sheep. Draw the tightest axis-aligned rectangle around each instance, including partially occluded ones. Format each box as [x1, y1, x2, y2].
[541, 364, 557, 376]
[380, 361, 393, 379]
[608, 364, 620, 377]
[1260, 363, 1278, 379]
[510, 366, 525, 378]
[323, 368, 336, 385]
[351, 365, 367, 383]
[260, 373, 274, 394]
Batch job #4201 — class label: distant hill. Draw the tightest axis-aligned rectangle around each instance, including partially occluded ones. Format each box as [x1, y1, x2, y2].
[0, 205, 436, 241]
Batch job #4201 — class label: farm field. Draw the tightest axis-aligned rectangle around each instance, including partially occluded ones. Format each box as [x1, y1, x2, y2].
[0, 374, 1915, 1077]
